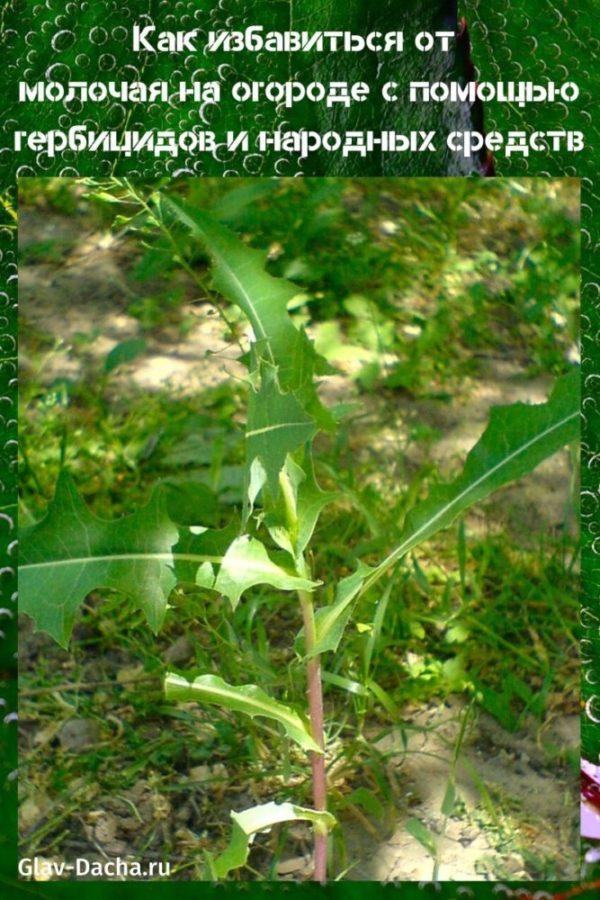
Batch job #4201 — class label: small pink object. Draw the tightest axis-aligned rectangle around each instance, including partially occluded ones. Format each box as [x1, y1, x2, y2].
[582, 760, 600, 840]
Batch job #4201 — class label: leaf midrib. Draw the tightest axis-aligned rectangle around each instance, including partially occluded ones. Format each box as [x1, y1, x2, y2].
[167, 676, 319, 751]
[364, 409, 578, 594]
[161, 199, 269, 342]
[20, 552, 223, 571]
[184, 680, 304, 729]
[22, 551, 307, 584]
[246, 421, 313, 438]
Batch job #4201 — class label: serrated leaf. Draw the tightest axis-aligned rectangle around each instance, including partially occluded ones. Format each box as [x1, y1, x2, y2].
[20, 472, 179, 648]
[246, 363, 318, 495]
[20, 476, 242, 646]
[214, 535, 318, 609]
[362, 368, 580, 596]
[157, 198, 337, 501]
[210, 801, 336, 879]
[20, 472, 313, 645]
[164, 674, 322, 754]
[158, 196, 334, 428]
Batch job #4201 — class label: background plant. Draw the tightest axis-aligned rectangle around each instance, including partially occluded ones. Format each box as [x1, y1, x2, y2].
[19, 178, 579, 881]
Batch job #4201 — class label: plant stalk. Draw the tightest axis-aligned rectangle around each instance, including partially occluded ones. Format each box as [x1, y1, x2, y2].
[299, 589, 328, 883]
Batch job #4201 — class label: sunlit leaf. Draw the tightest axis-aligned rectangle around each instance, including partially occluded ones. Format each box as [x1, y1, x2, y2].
[246, 363, 317, 495]
[210, 801, 336, 879]
[289, 455, 340, 556]
[266, 453, 340, 557]
[297, 562, 374, 658]
[164, 674, 322, 754]
[157, 195, 334, 429]
[441, 779, 456, 816]
[214, 535, 319, 609]
[406, 816, 437, 857]
[363, 368, 580, 595]
[20, 474, 315, 644]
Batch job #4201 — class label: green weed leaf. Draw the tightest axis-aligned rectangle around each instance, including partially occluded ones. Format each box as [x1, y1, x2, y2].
[159, 196, 340, 501]
[214, 535, 318, 609]
[266, 454, 340, 557]
[20, 473, 314, 644]
[171, 520, 239, 586]
[163, 480, 218, 526]
[158, 196, 333, 426]
[441, 779, 456, 817]
[104, 338, 147, 373]
[406, 816, 437, 857]
[164, 674, 322, 754]
[298, 562, 375, 658]
[246, 363, 318, 495]
[209, 801, 336, 879]
[20, 472, 179, 648]
[365, 368, 580, 593]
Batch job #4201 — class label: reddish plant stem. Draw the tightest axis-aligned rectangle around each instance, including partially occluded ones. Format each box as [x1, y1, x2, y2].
[300, 591, 328, 883]
[307, 655, 327, 882]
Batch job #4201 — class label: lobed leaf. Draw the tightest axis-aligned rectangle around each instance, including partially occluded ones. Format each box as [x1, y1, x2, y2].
[214, 534, 318, 609]
[20, 476, 315, 646]
[158, 196, 338, 505]
[20, 472, 180, 648]
[304, 369, 580, 655]
[164, 673, 322, 754]
[157, 195, 334, 426]
[246, 362, 318, 495]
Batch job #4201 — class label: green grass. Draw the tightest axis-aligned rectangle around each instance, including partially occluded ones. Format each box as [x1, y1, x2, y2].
[18, 367, 578, 874]
[18, 177, 579, 878]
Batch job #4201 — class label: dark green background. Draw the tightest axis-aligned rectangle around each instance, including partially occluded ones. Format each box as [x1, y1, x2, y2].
[1, 0, 598, 895]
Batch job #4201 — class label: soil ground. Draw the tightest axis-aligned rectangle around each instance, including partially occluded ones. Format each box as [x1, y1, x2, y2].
[18, 207, 579, 881]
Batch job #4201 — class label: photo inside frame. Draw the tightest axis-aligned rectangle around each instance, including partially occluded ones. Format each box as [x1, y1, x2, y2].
[17, 177, 580, 882]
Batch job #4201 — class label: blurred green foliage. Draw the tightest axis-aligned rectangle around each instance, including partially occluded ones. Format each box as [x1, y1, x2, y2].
[20, 177, 579, 391]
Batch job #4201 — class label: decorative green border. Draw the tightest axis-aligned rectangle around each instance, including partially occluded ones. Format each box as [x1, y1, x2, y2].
[1, 0, 598, 896]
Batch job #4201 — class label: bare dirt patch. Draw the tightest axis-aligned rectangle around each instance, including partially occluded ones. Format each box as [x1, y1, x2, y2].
[341, 698, 578, 881]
